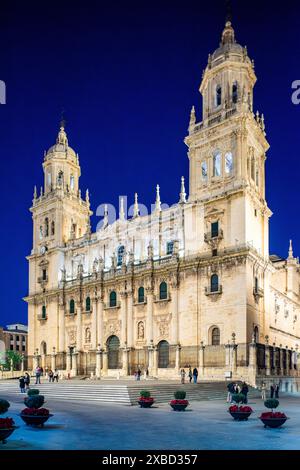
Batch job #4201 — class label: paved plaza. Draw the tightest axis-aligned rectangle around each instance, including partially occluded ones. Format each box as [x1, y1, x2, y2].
[1, 388, 300, 450]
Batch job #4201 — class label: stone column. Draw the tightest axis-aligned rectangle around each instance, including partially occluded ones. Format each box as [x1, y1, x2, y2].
[120, 292, 128, 347]
[285, 347, 290, 376]
[248, 341, 257, 386]
[231, 345, 237, 375]
[66, 351, 72, 375]
[199, 342, 205, 378]
[171, 284, 179, 344]
[51, 348, 56, 371]
[76, 304, 82, 351]
[122, 347, 130, 376]
[175, 344, 181, 374]
[146, 288, 154, 344]
[71, 351, 78, 377]
[58, 299, 65, 353]
[225, 343, 231, 369]
[265, 344, 271, 376]
[102, 348, 108, 375]
[91, 297, 98, 350]
[148, 343, 154, 376]
[127, 291, 133, 348]
[152, 346, 158, 377]
[21, 356, 25, 372]
[95, 345, 102, 379]
[97, 299, 104, 348]
[279, 346, 284, 376]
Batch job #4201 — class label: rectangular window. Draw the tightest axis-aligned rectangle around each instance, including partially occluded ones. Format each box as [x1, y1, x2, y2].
[255, 277, 259, 293]
[42, 269, 47, 281]
[10, 345, 13, 351]
[212, 249, 218, 257]
[16, 335, 19, 341]
[16, 345, 19, 351]
[211, 222, 219, 239]
[166, 242, 174, 255]
[22, 346, 26, 352]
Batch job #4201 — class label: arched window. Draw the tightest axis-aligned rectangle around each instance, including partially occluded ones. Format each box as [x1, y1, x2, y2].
[57, 171, 64, 187]
[47, 172, 52, 188]
[45, 218, 49, 237]
[70, 299, 75, 314]
[251, 158, 255, 181]
[216, 85, 222, 107]
[232, 82, 238, 104]
[211, 327, 220, 346]
[166, 241, 174, 255]
[107, 335, 120, 369]
[158, 340, 170, 368]
[254, 326, 259, 343]
[201, 161, 208, 181]
[159, 282, 168, 300]
[40, 341, 47, 355]
[138, 287, 145, 303]
[213, 151, 221, 177]
[117, 245, 125, 266]
[225, 152, 233, 175]
[86, 297, 91, 312]
[39, 226, 43, 240]
[109, 291, 117, 308]
[211, 274, 219, 293]
[70, 175, 75, 191]
[51, 221, 55, 236]
[42, 305, 47, 319]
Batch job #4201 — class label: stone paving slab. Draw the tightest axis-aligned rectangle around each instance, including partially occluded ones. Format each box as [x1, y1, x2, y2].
[1, 392, 300, 450]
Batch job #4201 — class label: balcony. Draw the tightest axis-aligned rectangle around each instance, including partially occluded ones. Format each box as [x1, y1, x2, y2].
[37, 276, 48, 284]
[205, 285, 223, 296]
[204, 229, 224, 243]
[37, 314, 47, 321]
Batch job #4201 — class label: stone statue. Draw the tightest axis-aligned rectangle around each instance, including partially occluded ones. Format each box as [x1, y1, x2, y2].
[138, 322, 144, 340]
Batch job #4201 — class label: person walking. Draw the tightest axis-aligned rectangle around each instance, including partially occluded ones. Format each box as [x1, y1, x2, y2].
[35, 366, 41, 384]
[180, 368, 186, 384]
[275, 383, 280, 399]
[24, 372, 30, 391]
[48, 369, 54, 383]
[270, 383, 275, 398]
[261, 382, 266, 401]
[193, 367, 198, 384]
[137, 368, 141, 381]
[227, 382, 235, 403]
[233, 383, 240, 394]
[241, 382, 249, 404]
[188, 367, 193, 383]
[19, 376, 26, 394]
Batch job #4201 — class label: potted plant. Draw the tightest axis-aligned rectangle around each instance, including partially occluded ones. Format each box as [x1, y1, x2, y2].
[20, 393, 53, 427]
[138, 390, 155, 408]
[170, 390, 189, 411]
[0, 399, 18, 444]
[228, 394, 253, 421]
[259, 399, 288, 429]
[27, 389, 40, 397]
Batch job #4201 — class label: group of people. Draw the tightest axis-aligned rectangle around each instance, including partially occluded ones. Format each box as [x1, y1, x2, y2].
[227, 382, 249, 403]
[180, 367, 199, 384]
[260, 381, 281, 400]
[133, 368, 149, 381]
[47, 369, 59, 383]
[18, 372, 31, 393]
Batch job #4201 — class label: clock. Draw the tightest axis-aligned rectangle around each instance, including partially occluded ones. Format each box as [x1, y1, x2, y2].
[40, 245, 47, 255]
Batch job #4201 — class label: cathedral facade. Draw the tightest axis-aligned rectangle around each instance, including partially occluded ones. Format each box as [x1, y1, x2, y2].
[25, 22, 300, 383]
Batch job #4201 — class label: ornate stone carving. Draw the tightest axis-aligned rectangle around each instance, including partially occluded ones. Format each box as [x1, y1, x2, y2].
[104, 320, 121, 338]
[137, 321, 145, 340]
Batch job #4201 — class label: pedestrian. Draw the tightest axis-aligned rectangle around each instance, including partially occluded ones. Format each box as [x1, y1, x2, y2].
[227, 382, 234, 403]
[35, 366, 41, 384]
[261, 382, 266, 401]
[270, 383, 275, 398]
[146, 368, 149, 379]
[188, 366, 193, 383]
[48, 369, 54, 382]
[233, 383, 240, 394]
[275, 383, 280, 399]
[19, 376, 26, 394]
[180, 368, 186, 384]
[241, 382, 249, 404]
[40, 367, 44, 377]
[193, 367, 198, 384]
[137, 368, 141, 381]
[24, 372, 30, 390]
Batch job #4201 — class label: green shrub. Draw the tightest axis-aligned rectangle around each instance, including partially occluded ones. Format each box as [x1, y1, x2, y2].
[232, 393, 245, 404]
[264, 399, 279, 411]
[27, 389, 40, 396]
[24, 395, 45, 409]
[174, 390, 186, 400]
[140, 390, 151, 399]
[0, 399, 10, 414]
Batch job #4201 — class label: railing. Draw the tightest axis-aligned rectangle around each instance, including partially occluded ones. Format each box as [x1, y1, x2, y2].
[204, 229, 224, 243]
[37, 276, 48, 284]
[37, 314, 47, 321]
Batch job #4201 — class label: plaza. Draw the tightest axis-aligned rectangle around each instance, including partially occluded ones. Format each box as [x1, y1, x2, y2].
[1, 381, 300, 450]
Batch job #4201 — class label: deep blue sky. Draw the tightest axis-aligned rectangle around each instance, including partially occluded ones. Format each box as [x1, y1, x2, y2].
[0, 0, 299, 326]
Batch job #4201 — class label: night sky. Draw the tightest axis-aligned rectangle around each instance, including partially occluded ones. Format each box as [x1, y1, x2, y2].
[0, 0, 299, 327]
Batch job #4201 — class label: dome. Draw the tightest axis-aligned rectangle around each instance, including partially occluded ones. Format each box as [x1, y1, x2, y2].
[44, 125, 77, 162]
[210, 22, 251, 68]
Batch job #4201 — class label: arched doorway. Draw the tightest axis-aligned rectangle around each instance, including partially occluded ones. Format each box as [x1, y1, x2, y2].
[40, 341, 47, 355]
[158, 340, 169, 368]
[107, 336, 120, 369]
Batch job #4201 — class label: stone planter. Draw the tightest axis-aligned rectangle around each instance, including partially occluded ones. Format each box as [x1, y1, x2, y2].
[229, 410, 253, 421]
[20, 413, 53, 427]
[0, 426, 18, 444]
[138, 399, 154, 408]
[260, 416, 288, 428]
[170, 401, 189, 412]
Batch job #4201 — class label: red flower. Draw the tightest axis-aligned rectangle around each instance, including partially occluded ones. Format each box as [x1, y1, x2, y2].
[170, 400, 189, 405]
[138, 397, 154, 402]
[21, 408, 49, 416]
[229, 405, 253, 413]
[0, 418, 15, 429]
[260, 412, 287, 419]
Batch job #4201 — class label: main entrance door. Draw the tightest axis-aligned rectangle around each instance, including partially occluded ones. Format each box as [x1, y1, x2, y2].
[107, 335, 120, 369]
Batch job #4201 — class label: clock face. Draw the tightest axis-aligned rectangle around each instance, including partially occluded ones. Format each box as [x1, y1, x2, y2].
[40, 246, 46, 255]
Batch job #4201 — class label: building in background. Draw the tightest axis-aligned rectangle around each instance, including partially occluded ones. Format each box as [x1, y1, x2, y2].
[25, 21, 300, 384]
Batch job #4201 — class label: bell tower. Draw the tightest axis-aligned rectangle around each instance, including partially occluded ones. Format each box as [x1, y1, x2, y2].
[185, 21, 271, 257]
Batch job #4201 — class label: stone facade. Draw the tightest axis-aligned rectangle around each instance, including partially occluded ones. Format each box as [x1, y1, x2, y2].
[25, 21, 300, 383]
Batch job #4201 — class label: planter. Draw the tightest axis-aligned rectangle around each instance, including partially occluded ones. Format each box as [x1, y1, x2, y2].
[20, 413, 53, 427]
[260, 417, 288, 428]
[229, 410, 253, 421]
[0, 426, 18, 444]
[170, 401, 189, 412]
[138, 399, 154, 408]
